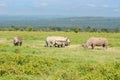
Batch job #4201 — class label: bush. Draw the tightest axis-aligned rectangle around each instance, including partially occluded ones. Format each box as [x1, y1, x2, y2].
[0, 54, 120, 80]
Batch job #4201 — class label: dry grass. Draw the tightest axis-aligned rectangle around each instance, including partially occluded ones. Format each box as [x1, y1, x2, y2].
[0, 38, 7, 43]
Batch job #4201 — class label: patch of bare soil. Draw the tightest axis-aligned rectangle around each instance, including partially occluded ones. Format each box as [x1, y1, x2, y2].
[68, 44, 81, 48]
[0, 38, 7, 43]
[107, 47, 120, 53]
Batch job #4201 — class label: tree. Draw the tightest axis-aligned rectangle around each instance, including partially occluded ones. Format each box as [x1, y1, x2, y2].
[71, 27, 80, 33]
[26, 26, 33, 31]
[85, 26, 92, 32]
[90, 28, 97, 32]
[101, 28, 109, 32]
[85, 26, 97, 32]
[11, 26, 20, 31]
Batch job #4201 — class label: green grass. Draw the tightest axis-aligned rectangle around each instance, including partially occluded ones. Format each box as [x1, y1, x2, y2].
[0, 31, 120, 80]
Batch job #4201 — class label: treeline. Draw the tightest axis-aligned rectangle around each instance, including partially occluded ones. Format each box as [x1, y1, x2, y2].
[0, 26, 120, 33]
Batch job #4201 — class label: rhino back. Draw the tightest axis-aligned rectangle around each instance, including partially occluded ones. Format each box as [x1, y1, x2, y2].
[14, 36, 22, 42]
[46, 36, 67, 42]
[86, 37, 108, 46]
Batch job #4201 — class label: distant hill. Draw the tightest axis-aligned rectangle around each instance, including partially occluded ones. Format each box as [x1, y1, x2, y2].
[0, 16, 120, 29]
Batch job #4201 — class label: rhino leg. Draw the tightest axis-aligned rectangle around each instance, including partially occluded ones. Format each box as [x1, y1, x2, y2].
[20, 42, 22, 46]
[55, 43, 60, 48]
[103, 44, 107, 49]
[91, 44, 95, 49]
[14, 40, 16, 46]
[54, 43, 58, 47]
[58, 44, 62, 47]
[15, 42, 18, 46]
[46, 41, 53, 47]
[62, 43, 65, 47]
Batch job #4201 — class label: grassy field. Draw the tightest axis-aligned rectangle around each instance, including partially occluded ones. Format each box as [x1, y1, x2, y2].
[0, 31, 120, 80]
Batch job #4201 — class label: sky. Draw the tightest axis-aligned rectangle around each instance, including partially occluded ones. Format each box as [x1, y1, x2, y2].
[0, 0, 120, 17]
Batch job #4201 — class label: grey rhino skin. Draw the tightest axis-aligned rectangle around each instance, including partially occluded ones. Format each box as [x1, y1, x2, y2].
[45, 36, 70, 47]
[54, 40, 66, 47]
[13, 36, 22, 46]
[82, 37, 108, 49]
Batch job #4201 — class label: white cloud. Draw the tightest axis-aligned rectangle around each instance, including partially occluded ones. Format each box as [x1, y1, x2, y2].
[102, 5, 110, 8]
[114, 8, 119, 12]
[86, 4, 96, 7]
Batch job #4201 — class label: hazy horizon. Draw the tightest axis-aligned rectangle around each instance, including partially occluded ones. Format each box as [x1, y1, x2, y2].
[0, 15, 120, 20]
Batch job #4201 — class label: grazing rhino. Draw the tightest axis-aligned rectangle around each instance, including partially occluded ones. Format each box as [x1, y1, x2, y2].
[13, 36, 22, 46]
[82, 37, 108, 49]
[45, 36, 70, 47]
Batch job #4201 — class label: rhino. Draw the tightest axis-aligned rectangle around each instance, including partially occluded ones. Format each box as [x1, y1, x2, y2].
[82, 37, 108, 49]
[45, 36, 70, 47]
[13, 36, 22, 46]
